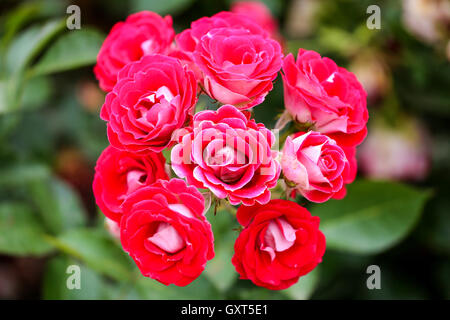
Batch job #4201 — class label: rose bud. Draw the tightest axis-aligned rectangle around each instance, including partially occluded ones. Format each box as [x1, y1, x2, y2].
[94, 11, 174, 92]
[92, 145, 168, 223]
[100, 54, 197, 153]
[232, 199, 326, 290]
[281, 131, 355, 203]
[171, 104, 280, 206]
[282, 49, 368, 147]
[120, 179, 215, 286]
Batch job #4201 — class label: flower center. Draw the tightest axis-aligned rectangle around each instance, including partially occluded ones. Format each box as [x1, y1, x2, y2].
[126, 170, 147, 194]
[205, 145, 248, 184]
[142, 86, 174, 105]
[135, 86, 176, 127]
[140, 39, 158, 55]
[147, 222, 185, 254]
[260, 218, 296, 261]
[208, 146, 237, 166]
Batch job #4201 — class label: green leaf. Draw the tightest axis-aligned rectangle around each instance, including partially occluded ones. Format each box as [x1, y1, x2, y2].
[28, 177, 87, 234]
[2, 19, 64, 113]
[20, 76, 52, 110]
[130, 0, 194, 15]
[0, 202, 53, 256]
[204, 209, 239, 292]
[0, 80, 10, 114]
[311, 180, 432, 254]
[48, 228, 133, 281]
[0, 2, 42, 53]
[42, 255, 106, 299]
[5, 19, 64, 75]
[137, 274, 222, 300]
[30, 28, 105, 77]
[0, 163, 50, 186]
[236, 287, 287, 300]
[205, 231, 237, 292]
[283, 267, 320, 300]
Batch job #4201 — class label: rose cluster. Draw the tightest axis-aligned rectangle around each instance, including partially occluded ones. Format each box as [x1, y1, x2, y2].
[92, 2, 368, 290]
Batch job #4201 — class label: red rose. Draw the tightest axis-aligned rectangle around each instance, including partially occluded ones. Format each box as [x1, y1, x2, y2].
[282, 49, 368, 147]
[94, 11, 174, 92]
[92, 146, 168, 222]
[171, 104, 280, 206]
[100, 54, 197, 153]
[175, 11, 268, 56]
[173, 11, 267, 84]
[193, 28, 283, 109]
[120, 179, 214, 286]
[174, 12, 282, 108]
[232, 199, 326, 290]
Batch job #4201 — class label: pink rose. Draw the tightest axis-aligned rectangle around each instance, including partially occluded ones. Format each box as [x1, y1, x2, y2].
[282, 49, 368, 147]
[100, 54, 197, 153]
[175, 11, 268, 56]
[120, 179, 214, 286]
[231, 1, 284, 48]
[92, 145, 168, 222]
[171, 105, 280, 206]
[193, 28, 283, 108]
[174, 11, 268, 84]
[94, 11, 175, 92]
[281, 131, 354, 203]
[174, 12, 282, 108]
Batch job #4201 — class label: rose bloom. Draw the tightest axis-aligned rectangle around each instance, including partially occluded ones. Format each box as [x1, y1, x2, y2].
[173, 11, 267, 83]
[231, 1, 284, 45]
[175, 11, 268, 56]
[232, 199, 326, 290]
[120, 179, 214, 286]
[100, 54, 197, 153]
[94, 11, 174, 92]
[92, 145, 168, 222]
[282, 49, 368, 147]
[171, 104, 280, 206]
[281, 131, 355, 203]
[174, 11, 282, 108]
[193, 27, 283, 109]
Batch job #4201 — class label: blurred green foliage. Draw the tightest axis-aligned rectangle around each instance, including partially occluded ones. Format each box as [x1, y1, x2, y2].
[0, 0, 448, 300]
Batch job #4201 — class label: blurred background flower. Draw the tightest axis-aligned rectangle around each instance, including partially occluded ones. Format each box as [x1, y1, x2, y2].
[358, 117, 431, 181]
[402, 0, 449, 44]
